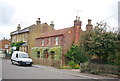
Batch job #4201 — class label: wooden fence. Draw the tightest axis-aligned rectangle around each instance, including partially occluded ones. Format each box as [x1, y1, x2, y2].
[32, 58, 62, 68]
[89, 62, 119, 74]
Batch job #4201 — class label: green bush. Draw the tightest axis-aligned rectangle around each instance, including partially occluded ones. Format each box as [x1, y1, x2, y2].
[3, 50, 7, 54]
[65, 44, 88, 65]
[82, 22, 120, 65]
[61, 66, 72, 69]
[91, 70, 99, 75]
[68, 60, 76, 68]
[80, 62, 89, 73]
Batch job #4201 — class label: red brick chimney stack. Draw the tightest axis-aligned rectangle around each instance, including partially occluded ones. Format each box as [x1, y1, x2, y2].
[74, 16, 82, 45]
[74, 16, 82, 27]
[86, 19, 93, 31]
[36, 18, 41, 25]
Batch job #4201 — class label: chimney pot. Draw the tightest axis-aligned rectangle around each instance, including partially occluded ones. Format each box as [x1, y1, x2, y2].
[37, 18, 40, 21]
[50, 21, 54, 29]
[18, 24, 20, 27]
[74, 16, 81, 27]
[76, 16, 78, 20]
[51, 21, 54, 24]
[87, 19, 92, 26]
[86, 19, 93, 31]
[36, 18, 41, 25]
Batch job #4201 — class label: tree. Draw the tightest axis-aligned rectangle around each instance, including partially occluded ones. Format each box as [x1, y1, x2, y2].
[82, 22, 120, 64]
[65, 44, 88, 65]
[11, 41, 25, 51]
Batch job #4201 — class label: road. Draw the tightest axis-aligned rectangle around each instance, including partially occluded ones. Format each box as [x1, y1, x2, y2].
[2, 59, 119, 80]
[0, 58, 2, 81]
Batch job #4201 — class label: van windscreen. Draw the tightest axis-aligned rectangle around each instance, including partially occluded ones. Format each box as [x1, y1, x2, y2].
[19, 53, 28, 58]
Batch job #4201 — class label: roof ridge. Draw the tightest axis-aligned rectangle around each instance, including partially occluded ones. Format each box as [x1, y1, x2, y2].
[36, 26, 74, 39]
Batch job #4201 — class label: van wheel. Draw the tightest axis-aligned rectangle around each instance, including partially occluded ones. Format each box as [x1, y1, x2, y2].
[11, 61, 14, 65]
[29, 64, 32, 66]
[18, 62, 21, 66]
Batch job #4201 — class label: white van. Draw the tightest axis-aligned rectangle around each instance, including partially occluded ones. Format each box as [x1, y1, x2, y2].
[11, 51, 33, 66]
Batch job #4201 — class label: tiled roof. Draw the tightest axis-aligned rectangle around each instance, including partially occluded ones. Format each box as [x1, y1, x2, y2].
[11, 27, 29, 35]
[36, 27, 74, 39]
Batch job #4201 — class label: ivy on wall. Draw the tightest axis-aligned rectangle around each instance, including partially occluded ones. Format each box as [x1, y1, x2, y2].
[31, 46, 62, 60]
[11, 41, 25, 51]
[31, 47, 49, 58]
[48, 46, 62, 60]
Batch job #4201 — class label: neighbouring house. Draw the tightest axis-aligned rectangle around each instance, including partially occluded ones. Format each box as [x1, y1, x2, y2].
[0, 38, 10, 53]
[35, 16, 93, 64]
[10, 18, 54, 55]
[28, 18, 54, 56]
[10, 24, 29, 53]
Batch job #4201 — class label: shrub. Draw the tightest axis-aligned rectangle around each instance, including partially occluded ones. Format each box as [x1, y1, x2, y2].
[80, 62, 89, 73]
[61, 66, 72, 69]
[65, 44, 88, 65]
[68, 60, 76, 68]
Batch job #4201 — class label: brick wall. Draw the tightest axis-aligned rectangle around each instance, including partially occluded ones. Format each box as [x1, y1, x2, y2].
[0, 39, 10, 50]
[28, 23, 54, 56]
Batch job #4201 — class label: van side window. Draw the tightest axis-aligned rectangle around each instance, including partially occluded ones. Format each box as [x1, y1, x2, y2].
[16, 53, 18, 58]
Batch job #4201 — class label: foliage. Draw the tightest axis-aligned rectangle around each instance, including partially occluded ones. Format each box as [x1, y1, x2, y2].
[61, 64, 79, 69]
[113, 52, 120, 66]
[31, 46, 62, 60]
[65, 44, 88, 65]
[74, 64, 80, 69]
[48, 46, 62, 60]
[90, 70, 99, 75]
[11, 41, 25, 51]
[82, 22, 120, 65]
[31, 47, 49, 58]
[3, 50, 7, 54]
[61, 65, 72, 69]
[68, 60, 75, 68]
[80, 62, 89, 73]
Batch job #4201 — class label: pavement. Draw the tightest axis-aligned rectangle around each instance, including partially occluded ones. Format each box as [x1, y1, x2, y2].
[33, 64, 118, 79]
[0, 58, 2, 81]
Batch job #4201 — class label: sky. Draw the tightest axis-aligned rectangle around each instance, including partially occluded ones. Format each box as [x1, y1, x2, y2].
[0, 0, 119, 39]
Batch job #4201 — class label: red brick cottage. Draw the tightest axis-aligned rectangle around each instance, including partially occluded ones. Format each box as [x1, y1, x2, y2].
[35, 17, 93, 64]
[0, 38, 10, 52]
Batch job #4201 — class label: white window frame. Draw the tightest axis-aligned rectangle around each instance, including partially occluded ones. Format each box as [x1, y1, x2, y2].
[42, 39, 44, 46]
[55, 37, 59, 45]
[23, 35, 27, 42]
[48, 38, 50, 45]
[13, 36, 16, 42]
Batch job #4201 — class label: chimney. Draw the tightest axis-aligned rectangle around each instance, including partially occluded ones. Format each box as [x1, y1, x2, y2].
[36, 18, 41, 25]
[74, 16, 82, 28]
[74, 16, 82, 45]
[50, 21, 54, 29]
[17, 24, 21, 31]
[86, 19, 93, 31]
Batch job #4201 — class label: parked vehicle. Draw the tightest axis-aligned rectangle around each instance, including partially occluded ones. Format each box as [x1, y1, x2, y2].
[11, 51, 33, 66]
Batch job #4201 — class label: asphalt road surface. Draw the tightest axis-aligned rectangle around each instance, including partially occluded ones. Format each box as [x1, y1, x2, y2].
[2, 59, 87, 79]
[2, 59, 119, 80]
